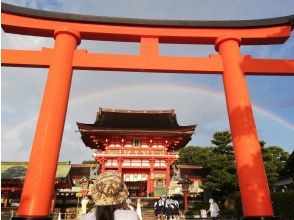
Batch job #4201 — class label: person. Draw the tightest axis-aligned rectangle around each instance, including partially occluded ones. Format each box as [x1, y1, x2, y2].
[173, 199, 180, 220]
[154, 197, 163, 220]
[81, 170, 139, 220]
[126, 198, 135, 211]
[206, 198, 220, 220]
[81, 196, 89, 215]
[161, 195, 167, 219]
[165, 197, 173, 220]
[136, 198, 143, 220]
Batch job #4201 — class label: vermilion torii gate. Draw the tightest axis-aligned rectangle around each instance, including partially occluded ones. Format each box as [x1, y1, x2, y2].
[1, 3, 294, 219]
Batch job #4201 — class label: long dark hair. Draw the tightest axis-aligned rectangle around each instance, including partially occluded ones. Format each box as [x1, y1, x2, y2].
[95, 204, 121, 220]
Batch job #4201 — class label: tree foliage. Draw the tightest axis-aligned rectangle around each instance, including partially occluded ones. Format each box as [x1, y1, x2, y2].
[279, 151, 294, 176]
[211, 131, 233, 155]
[262, 146, 289, 190]
[178, 145, 237, 199]
[178, 131, 290, 199]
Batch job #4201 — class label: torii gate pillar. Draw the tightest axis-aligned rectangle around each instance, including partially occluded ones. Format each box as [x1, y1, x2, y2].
[216, 37, 273, 216]
[16, 28, 80, 218]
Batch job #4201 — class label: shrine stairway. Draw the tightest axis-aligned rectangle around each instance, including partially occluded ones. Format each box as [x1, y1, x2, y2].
[142, 208, 156, 220]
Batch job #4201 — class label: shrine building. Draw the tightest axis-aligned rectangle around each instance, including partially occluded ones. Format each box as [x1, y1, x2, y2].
[77, 108, 196, 197]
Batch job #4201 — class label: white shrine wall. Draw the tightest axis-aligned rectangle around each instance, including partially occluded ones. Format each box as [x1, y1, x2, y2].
[105, 158, 167, 167]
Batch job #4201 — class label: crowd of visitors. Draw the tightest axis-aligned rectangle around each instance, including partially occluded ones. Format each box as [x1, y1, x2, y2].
[80, 170, 219, 220]
[154, 196, 180, 220]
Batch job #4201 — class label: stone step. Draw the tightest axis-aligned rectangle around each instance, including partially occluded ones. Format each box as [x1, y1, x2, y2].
[142, 208, 155, 219]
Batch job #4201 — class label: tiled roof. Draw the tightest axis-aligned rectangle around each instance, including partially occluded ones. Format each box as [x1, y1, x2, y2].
[94, 108, 180, 129]
[178, 165, 209, 178]
[77, 108, 196, 150]
[78, 108, 195, 130]
[1, 161, 71, 180]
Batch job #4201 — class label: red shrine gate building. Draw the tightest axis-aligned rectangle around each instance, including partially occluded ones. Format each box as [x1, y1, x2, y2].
[77, 108, 196, 197]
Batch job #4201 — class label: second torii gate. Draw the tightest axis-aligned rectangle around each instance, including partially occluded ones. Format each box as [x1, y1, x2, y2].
[1, 3, 294, 219]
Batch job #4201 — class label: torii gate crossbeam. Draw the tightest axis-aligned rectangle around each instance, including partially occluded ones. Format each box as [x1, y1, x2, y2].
[2, 3, 294, 219]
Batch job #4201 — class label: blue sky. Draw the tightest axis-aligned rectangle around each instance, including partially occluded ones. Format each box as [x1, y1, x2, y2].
[1, 0, 294, 162]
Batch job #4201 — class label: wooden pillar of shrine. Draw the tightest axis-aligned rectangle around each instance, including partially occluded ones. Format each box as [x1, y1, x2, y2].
[147, 174, 151, 196]
[149, 159, 155, 195]
[97, 158, 106, 173]
[117, 157, 123, 175]
[165, 159, 172, 188]
[101, 164, 106, 172]
[3, 192, 10, 208]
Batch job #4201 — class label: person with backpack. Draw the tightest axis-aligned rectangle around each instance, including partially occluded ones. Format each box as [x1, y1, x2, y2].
[164, 197, 173, 220]
[173, 199, 180, 220]
[207, 198, 220, 220]
[154, 197, 163, 220]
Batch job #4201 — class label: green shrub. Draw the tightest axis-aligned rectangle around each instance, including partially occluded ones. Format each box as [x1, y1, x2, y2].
[220, 209, 236, 217]
[272, 191, 294, 219]
[185, 210, 193, 216]
[153, 187, 166, 197]
[234, 195, 243, 218]
[192, 201, 207, 211]
[193, 210, 200, 215]
[233, 191, 294, 219]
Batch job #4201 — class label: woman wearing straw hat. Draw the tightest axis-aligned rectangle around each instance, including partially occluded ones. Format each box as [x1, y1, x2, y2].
[81, 170, 139, 220]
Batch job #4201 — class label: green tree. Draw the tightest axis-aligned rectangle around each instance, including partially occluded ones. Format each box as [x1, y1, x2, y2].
[212, 134, 289, 191]
[178, 145, 212, 167]
[178, 144, 237, 199]
[259, 140, 266, 148]
[211, 131, 233, 155]
[179, 131, 290, 198]
[279, 151, 294, 176]
[202, 152, 237, 198]
[262, 146, 289, 191]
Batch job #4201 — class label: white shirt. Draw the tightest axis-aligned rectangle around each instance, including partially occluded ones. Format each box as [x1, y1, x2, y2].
[81, 198, 89, 215]
[80, 209, 139, 220]
[210, 202, 220, 217]
[115, 209, 139, 220]
[154, 200, 163, 207]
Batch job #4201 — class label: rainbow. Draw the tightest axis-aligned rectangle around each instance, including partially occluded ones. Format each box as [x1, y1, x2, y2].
[2, 83, 294, 139]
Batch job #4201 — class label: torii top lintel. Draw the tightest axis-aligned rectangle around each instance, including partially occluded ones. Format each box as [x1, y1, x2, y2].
[2, 3, 294, 44]
[2, 3, 294, 75]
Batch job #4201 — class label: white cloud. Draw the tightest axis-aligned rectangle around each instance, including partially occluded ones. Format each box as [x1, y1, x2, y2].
[2, 0, 294, 163]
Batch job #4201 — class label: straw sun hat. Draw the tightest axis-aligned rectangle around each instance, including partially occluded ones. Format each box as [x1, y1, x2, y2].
[91, 170, 129, 206]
